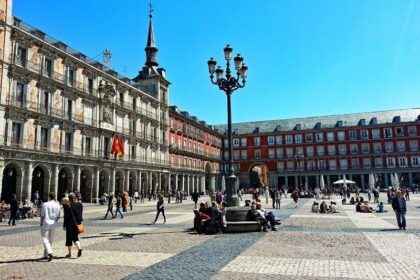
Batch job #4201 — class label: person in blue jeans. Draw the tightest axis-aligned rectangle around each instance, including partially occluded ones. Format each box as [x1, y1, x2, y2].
[391, 190, 406, 230]
[114, 193, 124, 219]
[152, 194, 166, 224]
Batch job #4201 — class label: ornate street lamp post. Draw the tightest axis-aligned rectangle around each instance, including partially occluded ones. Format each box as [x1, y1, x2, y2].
[295, 152, 304, 189]
[207, 45, 248, 206]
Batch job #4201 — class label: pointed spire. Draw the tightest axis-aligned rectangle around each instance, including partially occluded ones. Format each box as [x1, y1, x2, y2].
[145, 2, 158, 67]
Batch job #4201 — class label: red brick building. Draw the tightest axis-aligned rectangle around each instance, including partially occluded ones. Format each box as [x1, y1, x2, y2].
[215, 108, 420, 190]
[168, 106, 222, 194]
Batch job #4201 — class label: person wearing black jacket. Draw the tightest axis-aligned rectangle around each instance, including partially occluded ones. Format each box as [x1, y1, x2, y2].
[391, 189, 407, 230]
[104, 192, 114, 219]
[8, 194, 18, 226]
[63, 193, 83, 258]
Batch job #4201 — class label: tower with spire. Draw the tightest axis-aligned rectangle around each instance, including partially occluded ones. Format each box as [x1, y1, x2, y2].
[133, 3, 170, 102]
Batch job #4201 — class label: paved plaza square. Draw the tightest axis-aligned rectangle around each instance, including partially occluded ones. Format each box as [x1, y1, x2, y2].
[1, 193, 420, 280]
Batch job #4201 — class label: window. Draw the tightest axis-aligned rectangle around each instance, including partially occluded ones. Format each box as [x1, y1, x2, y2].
[295, 134, 302, 144]
[375, 157, 383, 168]
[340, 159, 348, 170]
[361, 158, 370, 169]
[276, 148, 283, 158]
[233, 150, 240, 160]
[268, 136, 275, 145]
[338, 144, 346, 155]
[362, 143, 370, 154]
[119, 92, 124, 106]
[65, 132, 72, 152]
[41, 91, 50, 114]
[361, 130, 369, 140]
[397, 141, 405, 152]
[384, 128, 393, 138]
[84, 105, 93, 126]
[408, 126, 417, 136]
[306, 146, 314, 156]
[15, 82, 25, 107]
[277, 161, 284, 171]
[12, 122, 22, 145]
[67, 99, 72, 120]
[307, 160, 315, 170]
[103, 137, 110, 158]
[337, 131, 345, 141]
[328, 145, 336, 156]
[16, 46, 27, 67]
[254, 137, 260, 146]
[351, 158, 360, 169]
[327, 132, 334, 142]
[399, 157, 407, 167]
[329, 160, 337, 170]
[241, 150, 247, 159]
[373, 143, 382, 153]
[387, 157, 395, 168]
[305, 133, 313, 142]
[385, 142, 393, 153]
[40, 128, 48, 150]
[287, 161, 294, 171]
[254, 149, 261, 159]
[372, 129, 380, 139]
[395, 127, 404, 137]
[410, 140, 418, 152]
[241, 138, 247, 147]
[315, 132, 323, 142]
[275, 135, 282, 144]
[286, 147, 293, 158]
[268, 148, 275, 159]
[350, 144, 358, 154]
[318, 160, 326, 170]
[412, 156, 419, 167]
[317, 145, 324, 156]
[43, 57, 53, 78]
[233, 138, 240, 147]
[349, 131, 357, 140]
[67, 67, 75, 87]
[88, 78, 94, 94]
[285, 135, 292, 144]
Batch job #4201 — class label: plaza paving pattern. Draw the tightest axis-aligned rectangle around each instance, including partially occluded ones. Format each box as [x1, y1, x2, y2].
[1, 193, 420, 279]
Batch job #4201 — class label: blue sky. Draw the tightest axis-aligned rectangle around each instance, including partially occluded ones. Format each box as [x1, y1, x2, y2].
[13, 0, 420, 124]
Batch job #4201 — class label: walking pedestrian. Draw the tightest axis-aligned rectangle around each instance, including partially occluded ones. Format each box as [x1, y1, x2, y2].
[391, 190, 407, 230]
[8, 194, 18, 226]
[114, 193, 124, 219]
[151, 194, 166, 224]
[40, 192, 60, 261]
[192, 191, 200, 208]
[292, 189, 299, 208]
[275, 190, 282, 209]
[104, 192, 114, 219]
[133, 191, 139, 203]
[63, 193, 83, 258]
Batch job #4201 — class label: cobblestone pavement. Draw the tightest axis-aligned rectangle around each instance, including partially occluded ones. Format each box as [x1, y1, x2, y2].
[1, 193, 420, 279]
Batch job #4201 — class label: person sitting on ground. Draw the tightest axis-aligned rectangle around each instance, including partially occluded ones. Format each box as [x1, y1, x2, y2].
[246, 201, 268, 232]
[359, 196, 364, 203]
[329, 202, 340, 213]
[360, 202, 373, 213]
[376, 201, 387, 213]
[355, 197, 360, 203]
[244, 200, 251, 207]
[319, 201, 328, 214]
[356, 202, 362, 212]
[311, 202, 319, 213]
[350, 197, 356, 205]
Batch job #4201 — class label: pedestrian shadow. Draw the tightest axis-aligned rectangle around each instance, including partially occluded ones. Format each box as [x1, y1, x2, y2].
[379, 228, 400, 232]
[0, 256, 65, 264]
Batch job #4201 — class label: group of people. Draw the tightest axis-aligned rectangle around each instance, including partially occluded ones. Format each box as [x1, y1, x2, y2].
[38, 191, 84, 261]
[103, 192, 131, 219]
[194, 200, 228, 233]
[0, 195, 37, 226]
[311, 201, 339, 214]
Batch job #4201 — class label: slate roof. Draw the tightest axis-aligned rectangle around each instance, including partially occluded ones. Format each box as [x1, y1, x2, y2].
[213, 108, 420, 135]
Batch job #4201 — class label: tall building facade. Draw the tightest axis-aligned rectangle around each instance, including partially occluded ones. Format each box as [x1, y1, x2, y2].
[215, 109, 420, 190]
[0, 0, 216, 203]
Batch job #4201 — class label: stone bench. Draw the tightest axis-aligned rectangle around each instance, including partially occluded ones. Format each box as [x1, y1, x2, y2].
[224, 221, 261, 233]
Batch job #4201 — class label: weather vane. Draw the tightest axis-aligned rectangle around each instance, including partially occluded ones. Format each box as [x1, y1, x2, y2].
[149, 2, 153, 18]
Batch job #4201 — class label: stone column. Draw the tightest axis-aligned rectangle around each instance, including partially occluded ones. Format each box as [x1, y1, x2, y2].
[137, 170, 141, 192]
[149, 171, 153, 193]
[110, 169, 116, 194]
[201, 176, 205, 194]
[326, 175, 331, 187]
[295, 176, 298, 188]
[51, 165, 59, 199]
[0, 164, 4, 200]
[285, 176, 289, 188]
[125, 170, 130, 192]
[384, 173, 389, 188]
[93, 168, 100, 202]
[167, 174, 170, 194]
[181, 175, 185, 192]
[187, 175, 190, 195]
[211, 175, 215, 192]
[175, 174, 178, 191]
[74, 166, 81, 192]
[360, 174, 365, 191]
[316, 175, 319, 188]
[408, 172, 413, 188]
[159, 173, 162, 193]
[23, 161, 33, 200]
